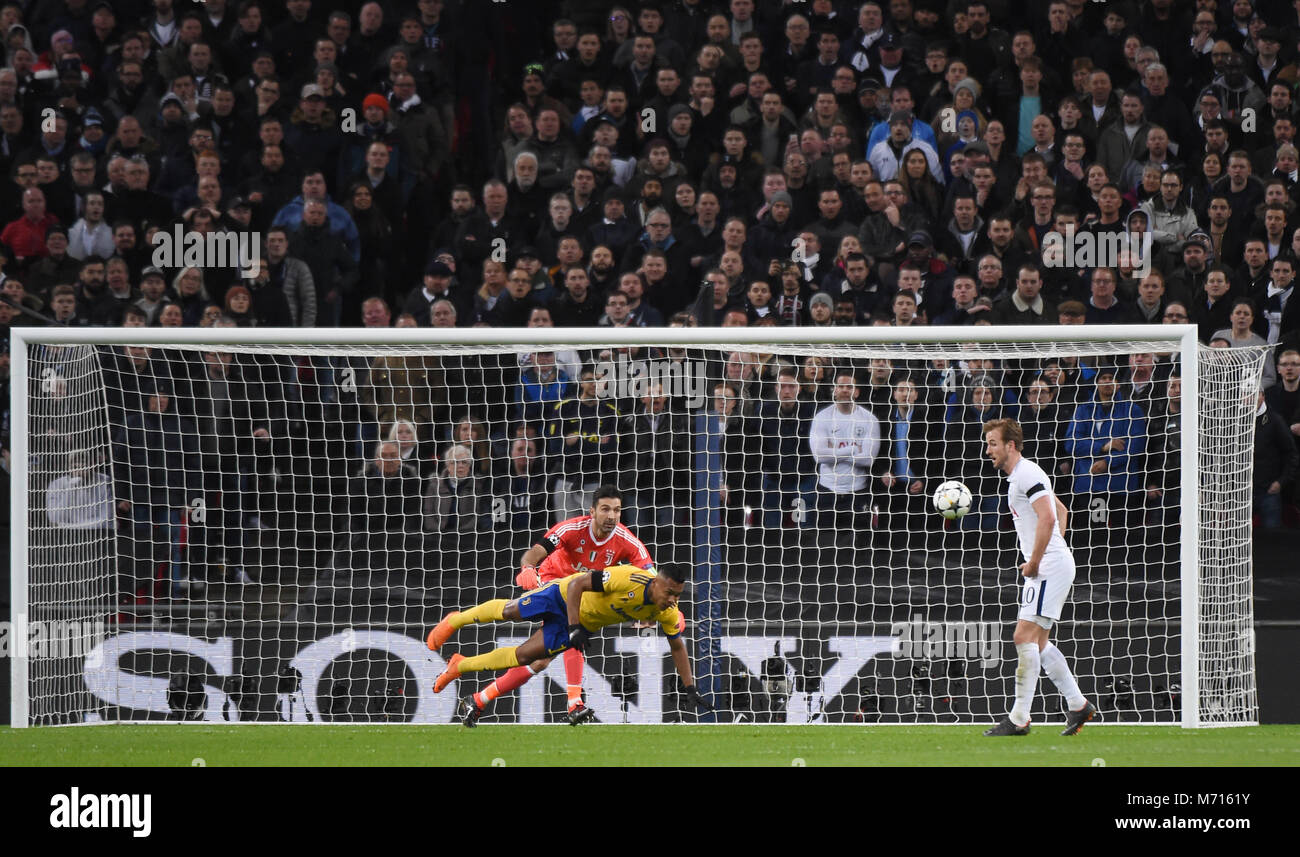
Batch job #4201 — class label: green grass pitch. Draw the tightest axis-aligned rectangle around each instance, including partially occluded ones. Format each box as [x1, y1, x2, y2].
[2, 725, 1297, 766]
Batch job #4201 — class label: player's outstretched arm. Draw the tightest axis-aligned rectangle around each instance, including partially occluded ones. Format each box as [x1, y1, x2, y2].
[669, 636, 714, 712]
[669, 635, 694, 686]
[564, 571, 598, 652]
[517, 542, 548, 589]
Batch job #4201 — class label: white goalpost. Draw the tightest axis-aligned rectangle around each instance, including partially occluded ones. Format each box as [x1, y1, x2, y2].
[8, 325, 1264, 727]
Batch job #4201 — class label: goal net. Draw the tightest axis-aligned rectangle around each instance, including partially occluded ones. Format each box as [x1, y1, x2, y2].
[9, 326, 1263, 727]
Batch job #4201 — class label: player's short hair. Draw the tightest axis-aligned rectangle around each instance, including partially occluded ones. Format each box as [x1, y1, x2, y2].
[591, 485, 623, 507]
[982, 417, 1024, 450]
[656, 564, 686, 583]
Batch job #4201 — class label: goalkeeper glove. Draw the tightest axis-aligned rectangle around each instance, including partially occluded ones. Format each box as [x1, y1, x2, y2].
[516, 565, 541, 589]
[682, 685, 714, 712]
[567, 624, 592, 653]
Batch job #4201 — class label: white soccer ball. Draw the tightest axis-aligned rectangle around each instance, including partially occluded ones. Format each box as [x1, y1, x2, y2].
[932, 480, 973, 520]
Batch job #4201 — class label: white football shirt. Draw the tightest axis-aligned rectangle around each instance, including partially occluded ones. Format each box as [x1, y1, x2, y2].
[809, 404, 881, 493]
[1006, 456, 1071, 563]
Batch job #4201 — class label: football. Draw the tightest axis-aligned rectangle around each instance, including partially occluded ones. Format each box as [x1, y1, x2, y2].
[933, 480, 973, 519]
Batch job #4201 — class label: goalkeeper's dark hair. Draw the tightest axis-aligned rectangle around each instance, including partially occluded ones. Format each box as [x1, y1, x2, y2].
[592, 484, 623, 505]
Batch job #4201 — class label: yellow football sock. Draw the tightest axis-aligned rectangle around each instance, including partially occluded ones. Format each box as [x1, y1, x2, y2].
[452, 599, 508, 628]
[458, 646, 520, 675]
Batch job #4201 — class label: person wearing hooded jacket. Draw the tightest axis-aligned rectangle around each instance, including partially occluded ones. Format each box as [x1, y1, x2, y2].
[868, 110, 944, 183]
[665, 104, 712, 178]
[748, 190, 799, 265]
[1064, 365, 1148, 499]
[1205, 56, 1267, 132]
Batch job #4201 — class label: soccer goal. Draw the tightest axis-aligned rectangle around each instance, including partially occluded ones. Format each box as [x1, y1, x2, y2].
[8, 325, 1265, 727]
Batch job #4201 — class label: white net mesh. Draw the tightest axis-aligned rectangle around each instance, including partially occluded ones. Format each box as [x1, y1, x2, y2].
[1194, 347, 1264, 725]
[13, 331, 1264, 726]
[25, 343, 116, 725]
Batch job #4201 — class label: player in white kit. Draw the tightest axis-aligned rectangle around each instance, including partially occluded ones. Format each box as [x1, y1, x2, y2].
[981, 418, 1098, 736]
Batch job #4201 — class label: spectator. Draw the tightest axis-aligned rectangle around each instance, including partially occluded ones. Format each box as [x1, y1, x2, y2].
[344, 179, 397, 303]
[111, 379, 201, 596]
[1144, 371, 1184, 538]
[1084, 267, 1134, 324]
[421, 441, 488, 549]
[992, 263, 1055, 325]
[1253, 389, 1299, 530]
[27, 226, 82, 298]
[1122, 352, 1166, 420]
[68, 191, 114, 261]
[271, 170, 361, 263]
[1193, 265, 1236, 344]
[2, 187, 58, 268]
[1213, 297, 1277, 389]
[45, 449, 113, 533]
[933, 273, 992, 325]
[714, 379, 760, 531]
[1257, 254, 1298, 346]
[944, 374, 1007, 533]
[1019, 375, 1064, 480]
[552, 266, 604, 327]
[246, 257, 295, 327]
[351, 439, 423, 535]
[187, 346, 287, 582]
[401, 259, 457, 327]
[449, 415, 495, 480]
[548, 367, 624, 520]
[878, 375, 939, 550]
[169, 266, 211, 327]
[454, 179, 524, 290]
[620, 271, 665, 327]
[1064, 364, 1148, 532]
[624, 379, 689, 558]
[758, 364, 817, 532]
[809, 368, 881, 536]
[134, 266, 169, 323]
[492, 435, 549, 549]
[1133, 269, 1168, 324]
[515, 350, 571, 426]
[1266, 350, 1300, 450]
[289, 198, 359, 326]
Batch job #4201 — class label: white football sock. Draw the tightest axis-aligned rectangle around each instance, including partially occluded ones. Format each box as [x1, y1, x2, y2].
[1040, 643, 1087, 710]
[1009, 642, 1040, 726]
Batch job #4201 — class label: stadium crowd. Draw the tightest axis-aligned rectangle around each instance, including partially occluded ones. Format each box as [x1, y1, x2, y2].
[0, 1, 1298, 598]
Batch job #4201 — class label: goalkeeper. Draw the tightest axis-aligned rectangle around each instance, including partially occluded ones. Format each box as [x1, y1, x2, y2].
[461, 486, 652, 725]
[428, 563, 713, 722]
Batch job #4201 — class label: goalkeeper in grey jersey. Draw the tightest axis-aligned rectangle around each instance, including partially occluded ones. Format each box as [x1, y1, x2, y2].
[982, 418, 1097, 737]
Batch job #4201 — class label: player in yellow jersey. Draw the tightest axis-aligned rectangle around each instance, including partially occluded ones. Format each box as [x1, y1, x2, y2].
[427, 563, 713, 723]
